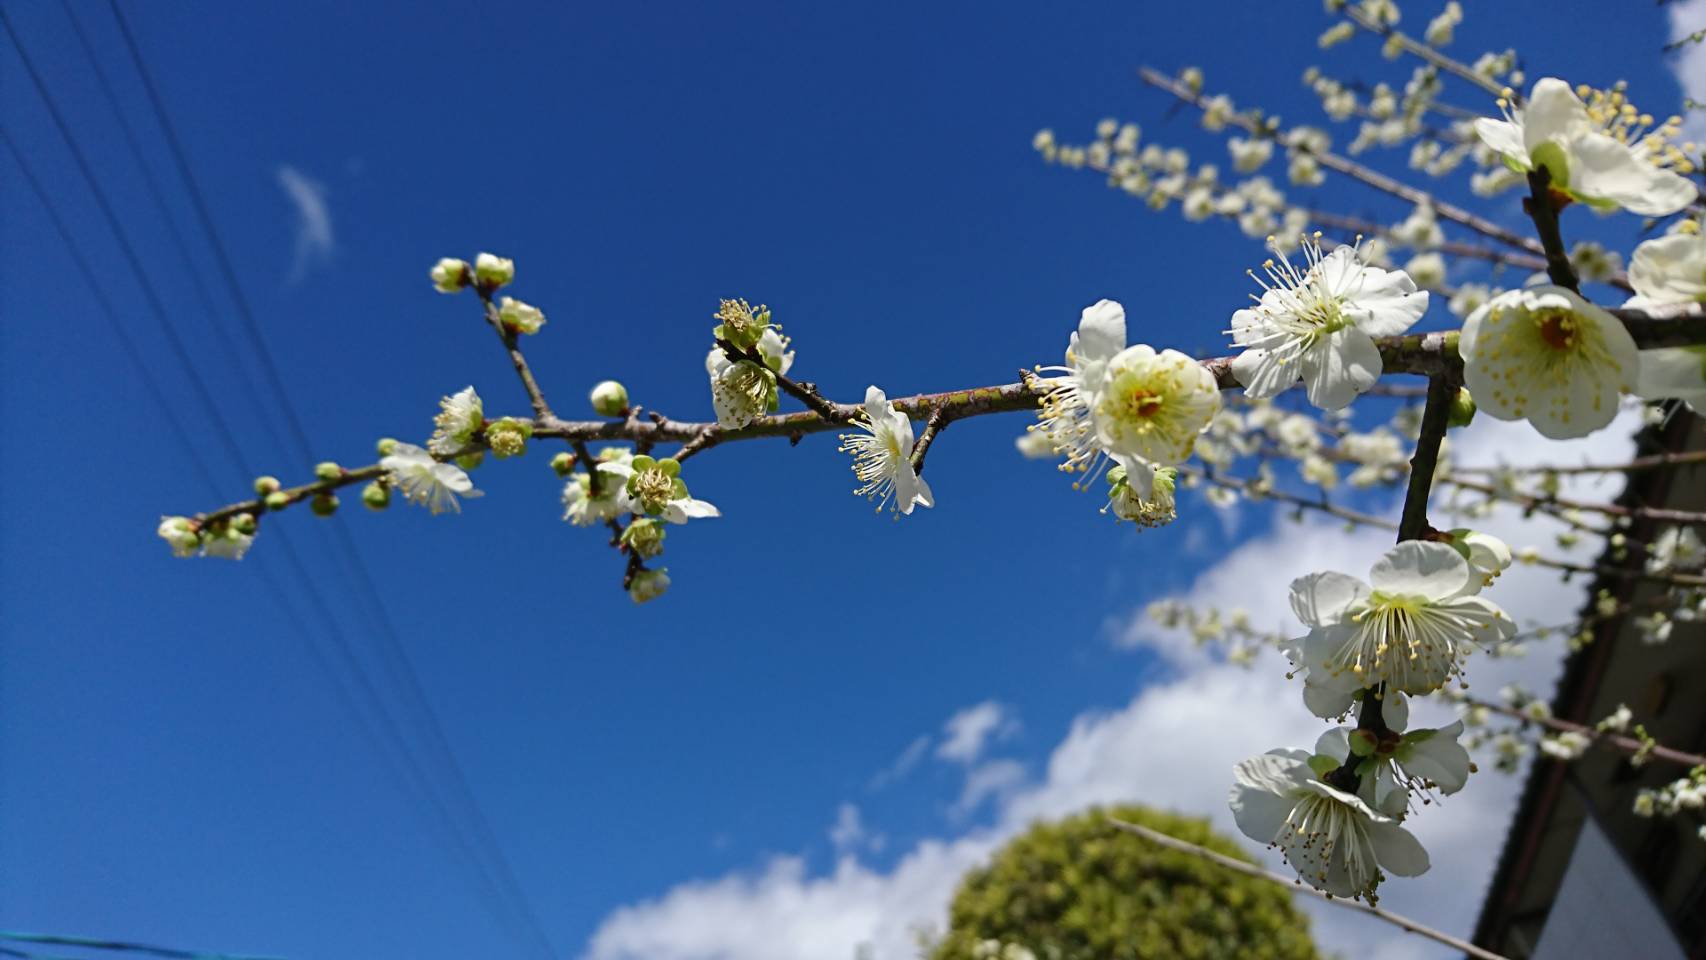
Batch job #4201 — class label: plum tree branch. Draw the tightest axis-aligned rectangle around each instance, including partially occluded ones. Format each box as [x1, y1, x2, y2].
[1104, 817, 1511, 960]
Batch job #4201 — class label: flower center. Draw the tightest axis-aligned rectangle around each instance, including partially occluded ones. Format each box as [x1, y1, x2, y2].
[1126, 388, 1164, 419]
[1534, 309, 1578, 352]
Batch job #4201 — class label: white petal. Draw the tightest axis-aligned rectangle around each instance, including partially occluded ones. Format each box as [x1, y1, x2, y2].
[1369, 820, 1430, 877]
[1347, 268, 1428, 338]
[1369, 541, 1472, 599]
[1289, 571, 1371, 626]
[1473, 118, 1527, 163]
[1314, 726, 1351, 761]
[1381, 692, 1410, 732]
[1299, 327, 1382, 410]
[1570, 133, 1697, 217]
[1231, 348, 1302, 400]
[1076, 299, 1127, 362]
[598, 461, 636, 478]
[1521, 78, 1590, 154]
[1402, 722, 1471, 794]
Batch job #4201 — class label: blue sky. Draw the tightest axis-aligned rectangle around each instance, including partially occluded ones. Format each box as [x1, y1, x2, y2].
[0, 2, 1693, 958]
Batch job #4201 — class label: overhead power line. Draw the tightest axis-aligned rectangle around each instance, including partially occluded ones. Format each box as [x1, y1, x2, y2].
[2, 9, 556, 956]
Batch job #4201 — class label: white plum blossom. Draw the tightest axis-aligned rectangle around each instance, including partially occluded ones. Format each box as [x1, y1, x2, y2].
[705, 328, 794, 428]
[1230, 235, 1429, 409]
[429, 386, 485, 456]
[837, 386, 933, 516]
[1315, 711, 1473, 808]
[1460, 285, 1638, 439]
[380, 443, 482, 515]
[1104, 461, 1176, 527]
[627, 568, 670, 604]
[597, 455, 719, 525]
[1229, 749, 1429, 901]
[1473, 78, 1697, 217]
[1089, 343, 1221, 470]
[1627, 233, 1706, 308]
[1647, 526, 1705, 574]
[562, 450, 631, 526]
[1032, 299, 1127, 476]
[1288, 541, 1514, 717]
[200, 524, 254, 561]
[1228, 136, 1273, 172]
[158, 516, 201, 557]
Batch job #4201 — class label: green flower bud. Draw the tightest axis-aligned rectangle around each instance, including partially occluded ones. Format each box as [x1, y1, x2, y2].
[1447, 386, 1477, 428]
[456, 451, 485, 471]
[1306, 753, 1340, 778]
[485, 417, 533, 459]
[362, 482, 391, 511]
[253, 475, 281, 496]
[550, 451, 577, 477]
[230, 512, 258, 536]
[590, 380, 630, 417]
[315, 461, 343, 481]
[310, 492, 340, 516]
[376, 437, 399, 457]
[621, 517, 667, 559]
[264, 491, 291, 511]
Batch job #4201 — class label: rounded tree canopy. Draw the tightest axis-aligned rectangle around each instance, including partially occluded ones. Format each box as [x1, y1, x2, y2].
[931, 804, 1320, 960]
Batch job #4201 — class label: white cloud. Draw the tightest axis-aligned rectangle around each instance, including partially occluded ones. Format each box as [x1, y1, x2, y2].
[1670, 1, 1706, 145]
[950, 759, 1028, 820]
[584, 413, 1642, 960]
[936, 701, 1017, 765]
[277, 165, 333, 282]
[867, 735, 931, 792]
[828, 804, 885, 857]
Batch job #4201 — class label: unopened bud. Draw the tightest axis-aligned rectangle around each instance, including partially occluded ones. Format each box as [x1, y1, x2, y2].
[376, 437, 399, 457]
[314, 461, 342, 481]
[264, 491, 291, 511]
[431, 258, 471, 293]
[362, 482, 391, 511]
[621, 517, 667, 559]
[230, 512, 258, 535]
[474, 252, 515, 289]
[550, 451, 577, 477]
[310, 492, 340, 516]
[1447, 387, 1477, 428]
[590, 380, 629, 417]
[253, 475, 281, 496]
[627, 567, 671, 604]
[456, 451, 485, 471]
[498, 297, 546, 335]
[1348, 728, 1379, 757]
[1306, 753, 1340, 778]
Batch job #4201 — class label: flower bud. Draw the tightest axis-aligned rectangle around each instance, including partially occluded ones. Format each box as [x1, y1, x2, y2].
[1447, 387, 1477, 428]
[310, 492, 340, 517]
[362, 482, 391, 511]
[627, 568, 671, 604]
[376, 437, 399, 457]
[230, 512, 258, 536]
[456, 451, 485, 471]
[264, 491, 291, 511]
[474, 252, 514, 289]
[621, 517, 667, 559]
[431, 258, 471, 293]
[157, 516, 200, 558]
[253, 475, 281, 496]
[315, 461, 343, 481]
[498, 296, 546, 335]
[1306, 753, 1340, 778]
[485, 417, 533, 459]
[590, 380, 629, 417]
[550, 451, 577, 478]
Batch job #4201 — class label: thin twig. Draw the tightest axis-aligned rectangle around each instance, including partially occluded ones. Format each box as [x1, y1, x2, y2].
[1451, 449, 1706, 477]
[1341, 9, 1509, 100]
[1137, 66, 1546, 258]
[909, 405, 952, 474]
[1443, 475, 1706, 528]
[1464, 697, 1706, 769]
[477, 292, 555, 420]
[1104, 818, 1511, 960]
